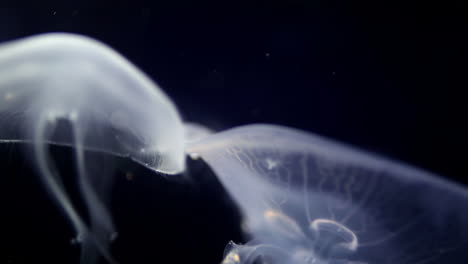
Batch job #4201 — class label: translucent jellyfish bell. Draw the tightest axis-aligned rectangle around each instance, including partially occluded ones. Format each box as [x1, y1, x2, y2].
[0, 33, 185, 173]
[2, 33, 468, 264]
[0, 33, 185, 263]
[186, 125, 468, 264]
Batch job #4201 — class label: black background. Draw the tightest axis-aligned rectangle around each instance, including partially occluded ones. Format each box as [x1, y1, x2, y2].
[1, 2, 466, 264]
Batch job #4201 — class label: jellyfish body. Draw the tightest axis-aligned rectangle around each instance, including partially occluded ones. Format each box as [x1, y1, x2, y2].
[186, 124, 468, 264]
[1, 33, 468, 264]
[0, 34, 185, 263]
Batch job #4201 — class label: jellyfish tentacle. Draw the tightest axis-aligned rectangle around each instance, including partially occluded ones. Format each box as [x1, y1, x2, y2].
[71, 118, 118, 264]
[33, 113, 87, 240]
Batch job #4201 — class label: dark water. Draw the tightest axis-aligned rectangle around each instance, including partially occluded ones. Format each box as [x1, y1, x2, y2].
[2, 143, 243, 263]
[1, 3, 465, 182]
[0, 2, 466, 263]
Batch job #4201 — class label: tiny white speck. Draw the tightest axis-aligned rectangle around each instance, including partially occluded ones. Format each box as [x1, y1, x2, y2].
[265, 158, 278, 170]
[189, 152, 201, 160]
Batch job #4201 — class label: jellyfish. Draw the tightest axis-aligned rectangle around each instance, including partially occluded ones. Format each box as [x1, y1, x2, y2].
[0, 33, 185, 264]
[186, 125, 468, 264]
[1, 33, 467, 264]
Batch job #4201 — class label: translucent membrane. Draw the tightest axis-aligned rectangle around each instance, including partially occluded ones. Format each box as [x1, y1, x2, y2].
[1, 33, 468, 264]
[0, 33, 185, 263]
[186, 124, 468, 264]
